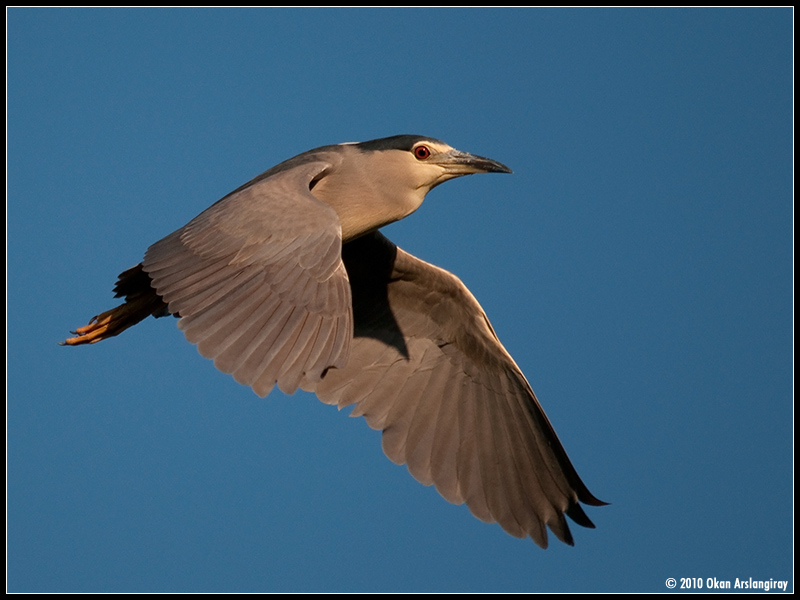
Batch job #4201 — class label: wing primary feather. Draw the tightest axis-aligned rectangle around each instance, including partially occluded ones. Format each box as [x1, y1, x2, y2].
[276, 314, 322, 394]
[168, 264, 263, 319]
[381, 347, 437, 467]
[495, 370, 559, 544]
[215, 293, 283, 376]
[193, 282, 272, 357]
[230, 303, 295, 391]
[403, 354, 454, 487]
[473, 381, 526, 537]
[429, 372, 465, 505]
[356, 358, 412, 432]
[179, 272, 266, 346]
[250, 307, 307, 393]
[456, 383, 492, 523]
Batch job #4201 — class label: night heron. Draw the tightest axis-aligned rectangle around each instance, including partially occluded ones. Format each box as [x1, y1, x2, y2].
[64, 135, 605, 547]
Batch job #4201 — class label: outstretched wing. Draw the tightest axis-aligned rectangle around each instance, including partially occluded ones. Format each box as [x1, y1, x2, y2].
[143, 160, 353, 397]
[310, 231, 604, 547]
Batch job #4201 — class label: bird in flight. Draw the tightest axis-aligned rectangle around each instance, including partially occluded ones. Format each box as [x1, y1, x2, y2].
[64, 135, 605, 547]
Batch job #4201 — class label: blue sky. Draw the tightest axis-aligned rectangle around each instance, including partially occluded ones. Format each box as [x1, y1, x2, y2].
[8, 8, 792, 593]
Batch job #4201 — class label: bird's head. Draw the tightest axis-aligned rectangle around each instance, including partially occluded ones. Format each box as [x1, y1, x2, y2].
[353, 135, 512, 195]
[308, 135, 512, 241]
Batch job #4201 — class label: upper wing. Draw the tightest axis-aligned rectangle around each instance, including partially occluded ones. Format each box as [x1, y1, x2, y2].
[310, 231, 604, 547]
[143, 160, 353, 397]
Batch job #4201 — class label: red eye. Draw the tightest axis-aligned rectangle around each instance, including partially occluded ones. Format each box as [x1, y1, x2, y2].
[413, 145, 431, 160]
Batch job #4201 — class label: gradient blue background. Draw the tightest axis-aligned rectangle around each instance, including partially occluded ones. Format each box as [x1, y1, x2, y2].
[8, 8, 792, 593]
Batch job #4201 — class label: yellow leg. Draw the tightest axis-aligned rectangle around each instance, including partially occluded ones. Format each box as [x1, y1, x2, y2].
[62, 296, 161, 346]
